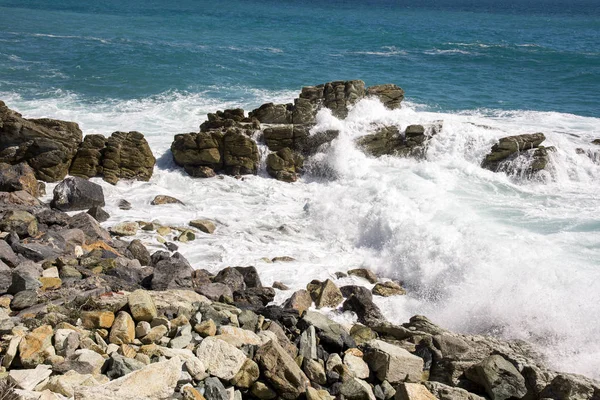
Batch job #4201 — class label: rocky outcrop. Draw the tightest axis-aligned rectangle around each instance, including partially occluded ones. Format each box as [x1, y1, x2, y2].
[357, 123, 442, 158]
[0, 162, 40, 197]
[70, 131, 155, 184]
[171, 128, 259, 177]
[481, 133, 553, 176]
[0, 101, 82, 182]
[367, 84, 405, 109]
[266, 147, 304, 182]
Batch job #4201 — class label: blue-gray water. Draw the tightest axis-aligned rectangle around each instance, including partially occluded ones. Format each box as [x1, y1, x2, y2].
[2, 0, 600, 379]
[1, 0, 599, 116]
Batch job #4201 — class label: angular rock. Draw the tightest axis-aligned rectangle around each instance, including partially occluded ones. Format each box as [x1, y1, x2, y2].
[307, 279, 343, 309]
[304, 358, 327, 385]
[373, 281, 406, 297]
[128, 289, 158, 322]
[105, 353, 146, 379]
[0, 101, 83, 182]
[340, 377, 376, 400]
[19, 325, 54, 368]
[468, 355, 527, 400]
[481, 133, 547, 174]
[0, 162, 40, 196]
[151, 252, 194, 290]
[69, 134, 107, 179]
[54, 328, 80, 358]
[299, 325, 318, 360]
[251, 381, 278, 400]
[254, 339, 310, 399]
[151, 195, 183, 205]
[74, 356, 183, 400]
[189, 219, 216, 234]
[205, 377, 229, 400]
[109, 311, 136, 345]
[0, 209, 38, 238]
[87, 206, 110, 223]
[196, 282, 233, 301]
[363, 340, 424, 384]
[300, 311, 355, 352]
[11, 289, 38, 310]
[234, 266, 262, 288]
[69, 212, 111, 242]
[110, 221, 139, 236]
[8, 262, 42, 294]
[231, 358, 260, 388]
[395, 383, 437, 400]
[344, 353, 370, 379]
[0, 239, 19, 267]
[424, 381, 486, 400]
[101, 131, 155, 184]
[51, 176, 105, 211]
[8, 364, 53, 391]
[74, 349, 106, 375]
[213, 267, 246, 292]
[348, 268, 378, 284]
[42, 370, 102, 398]
[266, 147, 303, 182]
[367, 84, 405, 109]
[0, 260, 13, 294]
[195, 336, 247, 380]
[343, 290, 386, 326]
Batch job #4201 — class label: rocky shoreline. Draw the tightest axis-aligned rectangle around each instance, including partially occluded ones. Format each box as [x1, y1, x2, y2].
[1, 81, 600, 400]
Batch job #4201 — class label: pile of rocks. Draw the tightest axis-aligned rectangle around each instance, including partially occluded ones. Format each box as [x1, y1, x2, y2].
[481, 133, 555, 177]
[0, 101, 156, 185]
[0, 167, 598, 400]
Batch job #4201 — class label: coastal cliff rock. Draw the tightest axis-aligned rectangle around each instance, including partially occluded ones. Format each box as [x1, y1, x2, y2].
[70, 131, 155, 184]
[171, 128, 259, 177]
[0, 100, 82, 182]
[367, 84, 405, 109]
[482, 133, 553, 176]
[266, 148, 304, 182]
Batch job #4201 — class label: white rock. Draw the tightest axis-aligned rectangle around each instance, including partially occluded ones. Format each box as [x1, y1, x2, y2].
[363, 339, 424, 383]
[74, 357, 183, 400]
[218, 326, 262, 346]
[2, 333, 23, 368]
[9, 364, 53, 391]
[42, 267, 60, 278]
[344, 354, 370, 379]
[74, 349, 106, 375]
[195, 336, 247, 380]
[42, 370, 101, 397]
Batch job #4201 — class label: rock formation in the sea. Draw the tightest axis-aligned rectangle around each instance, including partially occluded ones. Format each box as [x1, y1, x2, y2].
[0, 100, 82, 182]
[0, 101, 157, 185]
[0, 177, 599, 400]
[357, 122, 443, 158]
[70, 131, 156, 184]
[171, 127, 260, 177]
[482, 133, 554, 176]
[174, 80, 411, 182]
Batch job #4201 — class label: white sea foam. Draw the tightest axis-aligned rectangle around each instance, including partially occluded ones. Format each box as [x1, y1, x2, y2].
[6, 89, 600, 378]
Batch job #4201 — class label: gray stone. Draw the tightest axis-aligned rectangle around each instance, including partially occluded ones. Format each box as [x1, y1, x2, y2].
[10, 289, 37, 310]
[299, 325, 317, 360]
[0, 239, 20, 267]
[300, 311, 355, 352]
[51, 176, 105, 211]
[8, 364, 53, 391]
[204, 377, 229, 400]
[54, 328, 80, 358]
[87, 206, 110, 222]
[363, 340, 424, 384]
[127, 239, 151, 266]
[196, 282, 233, 301]
[195, 336, 247, 380]
[0, 259, 11, 294]
[469, 355, 527, 400]
[254, 339, 310, 399]
[151, 252, 194, 290]
[69, 212, 111, 242]
[340, 377, 376, 400]
[424, 381, 485, 400]
[8, 261, 42, 294]
[213, 267, 246, 292]
[106, 353, 146, 379]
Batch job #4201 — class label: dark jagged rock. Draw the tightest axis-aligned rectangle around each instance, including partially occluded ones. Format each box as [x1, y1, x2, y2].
[35, 209, 72, 227]
[234, 266, 262, 288]
[0, 240, 19, 267]
[127, 239, 151, 266]
[0, 101, 83, 182]
[342, 291, 386, 327]
[266, 148, 304, 182]
[0, 210, 38, 238]
[151, 252, 194, 290]
[233, 287, 276, 307]
[481, 133, 551, 176]
[213, 267, 246, 292]
[367, 84, 405, 109]
[249, 103, 293, 124]
[0, 162, 40, 197]
[51, 176, 105, 212]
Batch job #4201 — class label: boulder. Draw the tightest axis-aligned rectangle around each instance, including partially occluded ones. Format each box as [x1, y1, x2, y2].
[300, 311, 355, 352]
[18, 324, 55, 367]
[189, 219, 216, 234]
[367, 84, 405, 109]
[74, 356, 183, 400]
[467, 355, 527, 400]
[283, 290, 313, 315]
[481, 133, 548, 175]
[249, 103, 293, 124]
[213, 267, 246, 291]
[254, 339, 310, 399]
[0, 260, 11, 293]
[231, 358, 260, 388]
[0, 101, 83, 182]
[307, 279, 343, 309]
[423, 381, 486, 400]
[343, 290, 386, 326]
[101, 131, 156, 184]
[151, 252, 194, 290]
[81, 310, 115, 329]
[51, 176, 105, 212]
[348, 268, 378, 283]
[109, 311, 136, 345]
[151, 195, 183, 205]
[266, 147, 303, 182]
[69, 134, 107, 179]
[339, 377, 377, 400]
[196, 282, 233, 301]
[105, 353, 146, 379]
[69, 212, 111, 241]
[344, 353, 370, 379]
[363, 339, 424, 383]
[8, 262, 42, 294]
[128, 289, 158, 322]
[110, 221, 139, 236]
[205, 376, 229, 400]
[8, 364, 53, 391]
[195, 336, 247, 380]
[0, 162, 40, 196]
[373, 281, 406, 297]
[0, 239, 20, 267]
[42, 370, 102, 398]
[0, 209, 38, 238]
[87, 206, 110, 223]
[394, 383, 437, 400]
[127, 239, 151, 266]
[357, 123, 440, 159]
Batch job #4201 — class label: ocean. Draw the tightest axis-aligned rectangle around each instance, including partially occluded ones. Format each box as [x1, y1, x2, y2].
[1, 0, 600, 378]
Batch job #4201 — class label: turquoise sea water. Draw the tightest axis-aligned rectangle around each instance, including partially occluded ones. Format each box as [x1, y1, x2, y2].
[1, 0, 599, 116]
